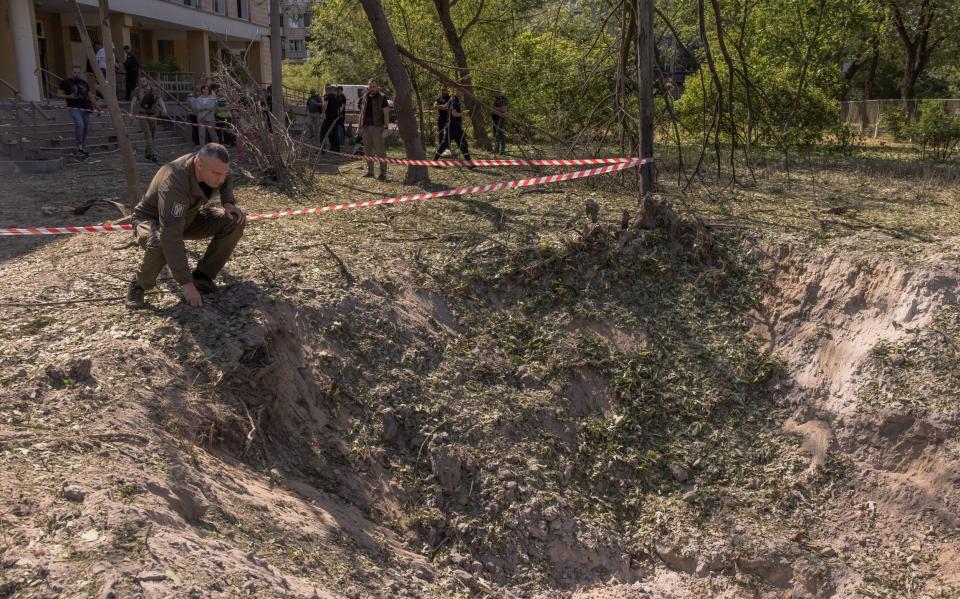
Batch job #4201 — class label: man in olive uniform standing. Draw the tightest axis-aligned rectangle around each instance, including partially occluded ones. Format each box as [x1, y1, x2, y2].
[358, 79, 391, 181]
[130, 76, 167, 162]
[126, 143, 246, 309]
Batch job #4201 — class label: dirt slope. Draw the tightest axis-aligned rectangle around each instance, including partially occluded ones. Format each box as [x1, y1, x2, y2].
[1, 159, 959, 598]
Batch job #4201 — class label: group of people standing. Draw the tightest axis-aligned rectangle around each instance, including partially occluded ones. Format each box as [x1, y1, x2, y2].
[431, 85, 508, 161]
[306, 85, 347, 153]
[187, 85, 228, 148]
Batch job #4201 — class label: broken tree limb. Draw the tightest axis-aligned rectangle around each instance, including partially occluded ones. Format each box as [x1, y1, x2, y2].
[70, 0, 140, 208]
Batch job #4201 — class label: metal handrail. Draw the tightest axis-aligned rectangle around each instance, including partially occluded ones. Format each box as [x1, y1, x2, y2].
[139, 73, 190, 113]
[0, 77, 19, 96]
[38, 67, 63, 82]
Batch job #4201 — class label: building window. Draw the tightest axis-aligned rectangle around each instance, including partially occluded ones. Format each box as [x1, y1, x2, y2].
[158, 40, 175, 62]
[183, 0, 199, 8]
[236, 0, 249, 20]
[288, 39, 303, 53]
[213, 0, 226, 14]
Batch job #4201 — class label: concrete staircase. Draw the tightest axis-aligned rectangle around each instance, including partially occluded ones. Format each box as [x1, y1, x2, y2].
[0, 99, 198, 163]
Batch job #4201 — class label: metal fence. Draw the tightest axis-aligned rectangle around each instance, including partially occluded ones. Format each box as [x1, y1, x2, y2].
[143, 71, 206, 102]
[840, 99, 960, 137]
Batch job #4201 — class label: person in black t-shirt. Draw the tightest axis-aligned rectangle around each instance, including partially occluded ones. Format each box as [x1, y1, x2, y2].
[432, 85, 451, 146]
[57, 65, 96, 155]
[433, 88, 472, 163]
[318, 85, 343, 152]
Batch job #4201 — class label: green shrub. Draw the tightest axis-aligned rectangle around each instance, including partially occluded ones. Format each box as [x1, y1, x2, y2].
[675, 63, 838, 154]
[881, 106, 909, 141]
[910, 102, 960, 161]
[830, 123, 860, 156]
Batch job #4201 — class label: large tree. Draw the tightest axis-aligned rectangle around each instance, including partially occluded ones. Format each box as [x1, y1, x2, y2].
[358, 0, 431, 185]
[884, 0, 952, 109]
[71, 0, 139, 209]
[432, 0, 491, 150]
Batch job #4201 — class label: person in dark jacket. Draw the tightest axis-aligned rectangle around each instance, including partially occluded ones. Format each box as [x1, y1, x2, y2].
[358, 79, 390, 180]
[318, 84, 343, 152]
[491, 89, 508, 154]
[433, 88, 472, 163]
[123, 46, 139, 101]
[432, 85, 451, 146]
[336, 86, 347, 147]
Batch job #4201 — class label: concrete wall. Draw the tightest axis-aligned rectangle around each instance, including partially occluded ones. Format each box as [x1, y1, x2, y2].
[0, 0, 42, 100]
[36, 12, 67, 80]
[0, 0, 20, 98]
[172, 39, 189, 72]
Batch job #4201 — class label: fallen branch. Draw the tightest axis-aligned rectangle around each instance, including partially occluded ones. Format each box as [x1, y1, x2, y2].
[322, 243, 355, 286]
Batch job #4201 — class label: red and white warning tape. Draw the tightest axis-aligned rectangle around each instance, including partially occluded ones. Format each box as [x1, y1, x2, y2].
[0, 224, 134, 236]
[246, 157, 649, 222]
[317, 147, 640, 168]
[62, 106, 644, 170]
[0, 158, 648, 236]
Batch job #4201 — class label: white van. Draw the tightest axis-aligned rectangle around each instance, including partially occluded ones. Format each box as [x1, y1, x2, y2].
[333, 84, 368, 113]
[333, 84, 396, 125]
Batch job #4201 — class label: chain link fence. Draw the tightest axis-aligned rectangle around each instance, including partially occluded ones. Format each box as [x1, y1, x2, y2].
[840, 99, 960, 138]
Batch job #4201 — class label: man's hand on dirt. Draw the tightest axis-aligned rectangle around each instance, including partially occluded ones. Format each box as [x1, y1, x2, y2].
[224, 203, 246, 226]
[182, 282, 203, 307]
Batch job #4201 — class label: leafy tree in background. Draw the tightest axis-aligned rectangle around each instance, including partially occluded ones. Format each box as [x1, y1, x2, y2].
[296, 0, 960, 155]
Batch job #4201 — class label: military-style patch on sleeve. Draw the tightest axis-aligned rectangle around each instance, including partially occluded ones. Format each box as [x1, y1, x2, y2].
[170, 203, 184, 218]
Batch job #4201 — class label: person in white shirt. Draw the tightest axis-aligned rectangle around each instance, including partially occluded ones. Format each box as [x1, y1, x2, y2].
[94, 42, 107, 78]
[195, 85, 218, 144]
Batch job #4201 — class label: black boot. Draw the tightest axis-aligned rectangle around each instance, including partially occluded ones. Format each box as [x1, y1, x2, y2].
[192, 269, 218, 294]
[126, 277, 147, 309]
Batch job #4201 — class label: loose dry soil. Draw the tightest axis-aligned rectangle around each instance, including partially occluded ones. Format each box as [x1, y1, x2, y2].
[0, 150, 958, 598]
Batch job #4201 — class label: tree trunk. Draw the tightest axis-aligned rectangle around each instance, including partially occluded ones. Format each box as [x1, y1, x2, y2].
[433, 0, 491, 151]
[616, 3, 638, 154]
[888, 0, 941, 116]
[269, 0, 283, 122]
[864, 36, 879, 100]
[635, 0, 655, 196]
[900, 61, 918, 114]
[71, 0, 139, 210]
[358, 0, 430, 185]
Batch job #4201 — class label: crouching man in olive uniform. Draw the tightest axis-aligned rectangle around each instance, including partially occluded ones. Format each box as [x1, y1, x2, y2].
[126, 143, 246, 309]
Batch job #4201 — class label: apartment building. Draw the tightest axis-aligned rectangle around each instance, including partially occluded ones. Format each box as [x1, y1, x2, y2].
[282, 0, 310, 63]
[0, 0, 274, 101]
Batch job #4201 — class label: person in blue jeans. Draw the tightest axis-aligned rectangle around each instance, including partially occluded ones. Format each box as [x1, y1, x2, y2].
[57, 66, 97, 155]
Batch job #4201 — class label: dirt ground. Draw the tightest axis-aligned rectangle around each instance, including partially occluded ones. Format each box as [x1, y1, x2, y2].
[1, 149, 959, 598]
